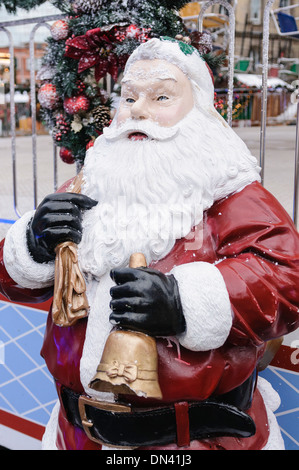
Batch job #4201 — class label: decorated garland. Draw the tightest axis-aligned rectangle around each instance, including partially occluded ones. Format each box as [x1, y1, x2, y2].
[0, 0, 193, 11]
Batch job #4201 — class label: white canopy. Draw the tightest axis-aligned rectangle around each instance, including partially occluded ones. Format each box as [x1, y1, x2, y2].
[5, 91, 29, 103]
[235, 73, 293, 90]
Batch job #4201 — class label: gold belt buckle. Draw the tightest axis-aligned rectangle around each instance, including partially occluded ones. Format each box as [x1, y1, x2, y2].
[78, 396, 134, 448]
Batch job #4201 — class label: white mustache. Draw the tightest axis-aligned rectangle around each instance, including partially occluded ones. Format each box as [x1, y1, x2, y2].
[103, 118, 180, 142]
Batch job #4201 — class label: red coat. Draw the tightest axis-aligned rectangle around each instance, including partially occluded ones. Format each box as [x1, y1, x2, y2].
[1, 181, 299, 450]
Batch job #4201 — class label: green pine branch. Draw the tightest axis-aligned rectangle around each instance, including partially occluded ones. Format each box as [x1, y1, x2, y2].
[202, 51, 226, 71]
[0, 0, 191, 15]
[0, 0, 47, 13]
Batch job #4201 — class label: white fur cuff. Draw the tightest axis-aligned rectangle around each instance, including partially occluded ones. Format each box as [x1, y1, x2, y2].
[3, 211, 55, 289]
[171, 262, 232, 351]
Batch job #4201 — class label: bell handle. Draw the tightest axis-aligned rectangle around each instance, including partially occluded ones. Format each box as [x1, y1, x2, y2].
[129, 253, 147, 269]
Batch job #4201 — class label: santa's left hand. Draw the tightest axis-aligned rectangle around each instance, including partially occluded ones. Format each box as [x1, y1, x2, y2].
[109, 267, 186, 337]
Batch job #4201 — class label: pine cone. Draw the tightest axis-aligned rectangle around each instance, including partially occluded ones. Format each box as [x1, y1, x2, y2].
[92, 105, 111, 131]
[189, 31, 213, 55]
[72, 0, 103, 14]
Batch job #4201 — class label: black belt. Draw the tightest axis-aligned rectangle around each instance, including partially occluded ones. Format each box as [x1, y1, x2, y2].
[60, 373, 257, 448]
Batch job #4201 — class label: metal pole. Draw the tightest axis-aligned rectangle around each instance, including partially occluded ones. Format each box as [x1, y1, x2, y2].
[53, 141, 58, 192]
[29, 22, 51, 209]
[293, 100, 299, 227]
[0, 27, 20, 218]
[0, 14, 66, 28]
[259, 0, 275, 186]
[198, 0, 235, 126]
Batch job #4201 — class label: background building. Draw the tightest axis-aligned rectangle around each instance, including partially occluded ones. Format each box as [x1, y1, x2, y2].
[181, 0, 299, 79]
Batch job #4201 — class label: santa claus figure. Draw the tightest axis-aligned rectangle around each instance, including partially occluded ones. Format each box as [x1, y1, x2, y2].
[1, 37, 299, 450]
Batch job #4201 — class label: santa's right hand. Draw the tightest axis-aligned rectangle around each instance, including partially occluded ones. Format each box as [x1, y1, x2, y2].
[26, 193, 97, 263]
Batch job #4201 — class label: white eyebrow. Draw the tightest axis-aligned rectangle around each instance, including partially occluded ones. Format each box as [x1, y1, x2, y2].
[121, 72, 177, 84]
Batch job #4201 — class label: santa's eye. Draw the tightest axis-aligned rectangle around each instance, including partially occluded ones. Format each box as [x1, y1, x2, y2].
[157, 95, 169, 101]
[126, 97, 135, 103]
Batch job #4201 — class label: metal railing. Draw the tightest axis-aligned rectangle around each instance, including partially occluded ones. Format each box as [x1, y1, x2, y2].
[0, 13, 65, 217]
[198, 0, 236, 126]
[0, 5, 299, 226]
[198, 0, 299, 227]
[260, 0, 299, 225]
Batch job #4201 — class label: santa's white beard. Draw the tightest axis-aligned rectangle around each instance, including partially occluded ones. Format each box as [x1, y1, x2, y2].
[78, 106, 260, 279]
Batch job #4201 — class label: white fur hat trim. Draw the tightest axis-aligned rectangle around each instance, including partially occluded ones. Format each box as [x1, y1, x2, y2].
[124, 37, 215, 109]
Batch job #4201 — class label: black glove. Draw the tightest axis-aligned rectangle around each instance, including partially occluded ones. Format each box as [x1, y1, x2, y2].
[26, 192, 97, 263]
[109, 267, 186, 337]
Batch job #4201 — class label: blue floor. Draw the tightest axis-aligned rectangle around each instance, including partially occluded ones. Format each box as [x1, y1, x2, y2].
[259, 367, 299, 449]
[0, 300, 57, 427]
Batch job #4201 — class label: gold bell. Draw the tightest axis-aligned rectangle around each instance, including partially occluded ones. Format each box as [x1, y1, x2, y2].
[89, 329, 162, 398]
[89, 253, 162, 399]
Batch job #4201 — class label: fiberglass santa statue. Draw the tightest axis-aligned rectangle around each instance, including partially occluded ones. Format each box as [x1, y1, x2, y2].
[1, 37, 299, 450]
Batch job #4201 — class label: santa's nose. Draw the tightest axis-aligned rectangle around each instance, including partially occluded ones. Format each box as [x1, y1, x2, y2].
[130, 96, 150, 120]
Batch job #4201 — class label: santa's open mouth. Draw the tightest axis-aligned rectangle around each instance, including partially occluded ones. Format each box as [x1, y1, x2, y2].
[128, 132, 149, 141]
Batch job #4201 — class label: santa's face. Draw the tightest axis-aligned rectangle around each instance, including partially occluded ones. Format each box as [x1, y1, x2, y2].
[116, 59, 194, 132]
[79, 57, 260, 278]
